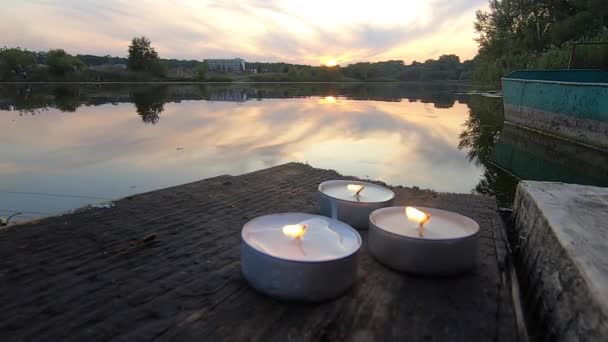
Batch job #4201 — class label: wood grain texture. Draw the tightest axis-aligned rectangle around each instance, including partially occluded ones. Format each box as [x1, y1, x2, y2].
[0, 163, 516, 341]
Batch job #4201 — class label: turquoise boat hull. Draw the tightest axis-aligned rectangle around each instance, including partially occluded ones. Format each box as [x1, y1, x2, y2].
[502, 70, 608, 150]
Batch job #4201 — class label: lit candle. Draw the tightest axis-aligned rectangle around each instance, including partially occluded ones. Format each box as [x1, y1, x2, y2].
[241, 213, 361, 301]
[368, 206, 480, 275]
[346, 184, 365, 196]
[405, 206, 431, 237]
[281, 223, 307, 239]
[318, 180, 395, 229]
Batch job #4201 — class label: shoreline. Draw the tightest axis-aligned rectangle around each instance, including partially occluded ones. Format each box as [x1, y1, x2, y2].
[0, 80, 480, 85]
[0, 164, 476, 229]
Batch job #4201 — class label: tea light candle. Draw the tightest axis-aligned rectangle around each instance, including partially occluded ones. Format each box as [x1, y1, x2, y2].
[241, 213, 361, 301]
[369, 206, 480, 275]
[318, 180, 395, 229]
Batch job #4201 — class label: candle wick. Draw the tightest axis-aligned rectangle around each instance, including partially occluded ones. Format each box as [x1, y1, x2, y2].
[295, 238, 306, 256]
[355, 187, 364, 196]
[417, 213, 430, 238]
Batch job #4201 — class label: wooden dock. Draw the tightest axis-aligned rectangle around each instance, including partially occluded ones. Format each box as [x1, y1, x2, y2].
[0, 163, 517, 341]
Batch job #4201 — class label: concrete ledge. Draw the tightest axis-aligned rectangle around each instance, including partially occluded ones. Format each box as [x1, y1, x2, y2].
[513, 181, 608, 341]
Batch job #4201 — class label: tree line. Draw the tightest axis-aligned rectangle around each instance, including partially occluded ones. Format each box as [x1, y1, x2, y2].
[1, 36, 475, 82]
[245, 55, 474, 82]
[472, 0, 608, 82]
[0, 37, 209, 82]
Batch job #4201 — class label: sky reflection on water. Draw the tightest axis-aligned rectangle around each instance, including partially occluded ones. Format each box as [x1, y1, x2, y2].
[1, 84, 488, 220]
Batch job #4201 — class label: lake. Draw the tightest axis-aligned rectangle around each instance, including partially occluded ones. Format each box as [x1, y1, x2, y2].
[1, 83, 607, 222]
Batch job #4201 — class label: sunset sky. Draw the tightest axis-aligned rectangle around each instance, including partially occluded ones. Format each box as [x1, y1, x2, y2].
[2, 0, 488, 65]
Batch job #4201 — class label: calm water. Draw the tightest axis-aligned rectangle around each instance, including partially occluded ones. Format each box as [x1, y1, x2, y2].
[1, 83, 607, 222]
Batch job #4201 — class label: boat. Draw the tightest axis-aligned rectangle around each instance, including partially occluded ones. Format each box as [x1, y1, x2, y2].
[502, 69, 608, 150]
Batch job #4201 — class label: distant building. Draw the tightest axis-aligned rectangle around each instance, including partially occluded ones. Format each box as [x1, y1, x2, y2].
[206, 58, 245, 73]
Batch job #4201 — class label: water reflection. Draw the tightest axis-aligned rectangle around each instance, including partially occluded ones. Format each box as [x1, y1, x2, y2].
[0, 82, 465, 112]
[458, 94, 608, 207]
[0, 83, 486, 220]
[492, 124, 608, 189]
[53, 87, 84, 113]
[131, 86, 168, 124]
[1, 83, 605, 221]
[457, 96, 520, 206]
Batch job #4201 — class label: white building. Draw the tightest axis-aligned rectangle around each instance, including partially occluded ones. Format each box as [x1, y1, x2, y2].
[206, 58, 246, 73]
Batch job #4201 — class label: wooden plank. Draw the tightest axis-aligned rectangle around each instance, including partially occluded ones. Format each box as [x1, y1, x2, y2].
[0, 163, 516, 341]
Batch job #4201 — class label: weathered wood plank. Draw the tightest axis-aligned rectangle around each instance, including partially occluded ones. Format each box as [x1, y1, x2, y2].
[0, 163, 516, 341]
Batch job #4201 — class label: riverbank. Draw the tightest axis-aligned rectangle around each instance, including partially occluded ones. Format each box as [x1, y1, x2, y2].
[0, 163, 518, 341]
[0, 80, 477, 85]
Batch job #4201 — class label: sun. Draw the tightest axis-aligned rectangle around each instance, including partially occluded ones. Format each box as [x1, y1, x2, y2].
[325, 60, 337, 67]
[320, 96, 339, 104]
[323, 96, 336, 103]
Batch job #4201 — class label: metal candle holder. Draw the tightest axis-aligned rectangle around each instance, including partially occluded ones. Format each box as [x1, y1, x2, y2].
[241, 213, 361, 301]
[318, 180, 395, 230]
[368, 206, 480, 275]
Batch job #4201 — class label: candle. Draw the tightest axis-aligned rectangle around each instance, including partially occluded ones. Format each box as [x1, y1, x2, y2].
[318, 180, 395, 229]
[241, 213, 361, 301]
[368, 206, 479, 275]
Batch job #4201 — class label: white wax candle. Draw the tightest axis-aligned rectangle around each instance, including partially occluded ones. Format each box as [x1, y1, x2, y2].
[370, 206, 479, 240]
[319, 180, 394, 203]
[242, 213, 361, 262]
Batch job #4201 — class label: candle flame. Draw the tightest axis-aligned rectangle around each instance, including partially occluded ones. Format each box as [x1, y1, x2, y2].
[405, 206, 431, 237]
[347, 184, 364, 195]
[282, 224, 307, 239]
[405, 207, 430, 224]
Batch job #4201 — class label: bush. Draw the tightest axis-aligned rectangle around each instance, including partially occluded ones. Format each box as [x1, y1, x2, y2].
[47, 49, 84, 75]
[143, 59, 167, 78]
[0, 47, 37, 80]
[195, 61, 208, 80]
[206, 76, 233, 82]
[248, 73, 290, 82]
[535, 47, 569, 69]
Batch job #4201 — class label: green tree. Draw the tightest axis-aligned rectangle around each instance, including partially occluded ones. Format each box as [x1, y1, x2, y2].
[46, 49, 84, 75]
[341, 58, 470, 82]
[127, 36, 167, 77]
[128, 37, 157, 69]
[145, 58, 168, 77]
[0, 47, 37, 80]
[317, 65, 341, 81]
[472, 0, 608, 81]
[195, 61, 208, 80]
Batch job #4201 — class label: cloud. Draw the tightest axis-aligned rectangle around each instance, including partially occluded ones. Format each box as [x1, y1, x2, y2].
[0, 0, 487, 64]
